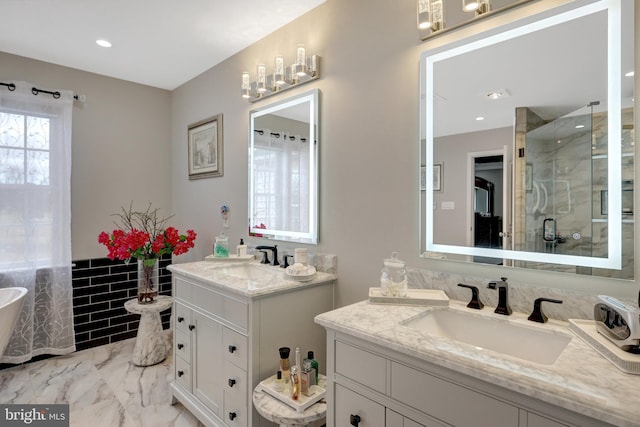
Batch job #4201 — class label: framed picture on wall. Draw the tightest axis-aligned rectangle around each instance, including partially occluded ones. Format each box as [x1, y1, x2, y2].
[433, 162, 443, 192]
[188, 114, 223, 179]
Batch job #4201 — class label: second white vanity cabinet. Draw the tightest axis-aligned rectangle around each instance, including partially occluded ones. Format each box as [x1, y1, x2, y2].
[316, 301, 633, 427]
[169, 262, 335, 427]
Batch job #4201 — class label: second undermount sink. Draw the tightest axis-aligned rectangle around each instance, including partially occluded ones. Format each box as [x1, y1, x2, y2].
[402, 308, 572, 365]
[207, 263, 283, 289]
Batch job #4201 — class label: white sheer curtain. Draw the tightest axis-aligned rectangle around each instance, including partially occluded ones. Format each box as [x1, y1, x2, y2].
[253, 129, 310, 233]
[0, 81, 75, 363]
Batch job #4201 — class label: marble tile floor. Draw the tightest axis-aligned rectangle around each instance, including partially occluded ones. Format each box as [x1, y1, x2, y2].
[0, 334, 204, 427]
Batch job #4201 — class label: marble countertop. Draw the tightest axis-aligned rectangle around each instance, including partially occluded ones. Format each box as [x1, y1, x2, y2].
[315, 300, 640, 427]
[168, 260, 336, 298]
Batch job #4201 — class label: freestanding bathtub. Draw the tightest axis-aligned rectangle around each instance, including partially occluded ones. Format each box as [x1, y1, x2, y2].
[0, 287, 28, 355]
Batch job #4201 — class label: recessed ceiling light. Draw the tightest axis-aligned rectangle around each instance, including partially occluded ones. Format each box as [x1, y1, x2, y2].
[96, 39, 112, 48]
[485, 89, 510, 100]
[625, 71, 634, 77]
[575, 124, 585, 129]
[475, 116, 485, 121]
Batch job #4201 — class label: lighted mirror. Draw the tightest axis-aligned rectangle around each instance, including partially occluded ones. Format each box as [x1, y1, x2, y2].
[420, 0, 635, 278]
[249, 89, 319, 244]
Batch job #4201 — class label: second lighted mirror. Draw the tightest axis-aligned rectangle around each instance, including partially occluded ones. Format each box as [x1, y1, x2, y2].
[421, 0, 634, 278]
[249, 89, 319, 244]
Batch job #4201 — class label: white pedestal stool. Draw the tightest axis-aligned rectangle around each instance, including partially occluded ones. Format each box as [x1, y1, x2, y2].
[124, 295, 173, 366]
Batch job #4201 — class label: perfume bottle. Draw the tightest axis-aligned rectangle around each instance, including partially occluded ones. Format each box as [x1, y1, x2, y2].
[290, 347, 301, 400]
[279, 347, 291, 384]
[307, 351, 319, 384]
[274, 370, 285, 393]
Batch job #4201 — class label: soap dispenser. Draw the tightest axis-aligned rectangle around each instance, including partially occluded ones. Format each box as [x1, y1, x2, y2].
[380, 252, 408, 297]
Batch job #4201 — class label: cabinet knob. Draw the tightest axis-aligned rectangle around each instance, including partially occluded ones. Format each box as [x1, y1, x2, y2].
[228, 412, 237, 421]
[188, 324, 195, 331]
[228, 345, 237, 353]
[177, 344, 184, 350]
[228, 378, 236, 387]
[177, 370, 184, 377]
[177, 316, 184, 322]
[350, 414, 361, 426]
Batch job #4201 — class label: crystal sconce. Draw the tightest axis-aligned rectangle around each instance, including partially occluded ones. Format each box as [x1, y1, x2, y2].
[463, 0, 491, 15]
[241, 45, 320, 103]
[417, 0, 444, 32]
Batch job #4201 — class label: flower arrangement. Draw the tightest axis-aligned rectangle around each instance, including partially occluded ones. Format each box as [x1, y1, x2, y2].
[98, 203, 196, 303]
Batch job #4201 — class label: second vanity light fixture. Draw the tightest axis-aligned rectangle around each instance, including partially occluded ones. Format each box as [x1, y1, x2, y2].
[241, 45, 320, 103]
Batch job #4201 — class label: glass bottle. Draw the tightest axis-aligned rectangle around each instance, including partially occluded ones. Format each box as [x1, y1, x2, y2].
[213, 233, 230, 257]
[380, 252, 408, 297]
[307, 350, 319, 384]
[290, 347, 301, 400]
[279, 347, 291, 384]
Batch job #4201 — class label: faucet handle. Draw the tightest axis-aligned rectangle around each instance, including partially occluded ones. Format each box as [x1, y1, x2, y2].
[457, 284, 484, 310]
[528, 297, 563, 323]
[281, 254, 294, 269]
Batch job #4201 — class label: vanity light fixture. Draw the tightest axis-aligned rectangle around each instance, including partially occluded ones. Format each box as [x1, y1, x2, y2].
[240, 46, 320, 103]
[626, 71, 635, 77]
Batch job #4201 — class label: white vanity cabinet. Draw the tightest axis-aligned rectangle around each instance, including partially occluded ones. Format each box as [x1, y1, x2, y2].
[169, 265, 335, 427]
[325, 332, 608, 427]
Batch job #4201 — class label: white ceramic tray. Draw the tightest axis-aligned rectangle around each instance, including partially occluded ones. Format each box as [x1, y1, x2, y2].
[569, 319, 640, 375]
[369, 288, 449, 306]
[257, 374, 326, 412]
[205, 254, 254, 262]
[285, 265, 317, 282]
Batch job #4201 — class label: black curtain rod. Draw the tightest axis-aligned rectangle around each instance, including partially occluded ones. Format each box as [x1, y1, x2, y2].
[0, 81, 81, 100]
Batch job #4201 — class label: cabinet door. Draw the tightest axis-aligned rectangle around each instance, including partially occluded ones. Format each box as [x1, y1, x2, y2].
[193, 312, 223, 416]
[335, 384, 385, 427]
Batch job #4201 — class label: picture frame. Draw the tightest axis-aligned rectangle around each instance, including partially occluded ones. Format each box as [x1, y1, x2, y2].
[433, 162, 443, 192]
[188, 114, 223, 179]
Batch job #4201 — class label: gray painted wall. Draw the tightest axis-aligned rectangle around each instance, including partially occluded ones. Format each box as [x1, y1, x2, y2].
[2, 0, 638, 308]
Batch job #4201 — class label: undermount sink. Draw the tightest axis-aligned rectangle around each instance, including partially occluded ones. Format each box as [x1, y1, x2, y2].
[402, 308, 572, 365]
[207, 263, 283, 289]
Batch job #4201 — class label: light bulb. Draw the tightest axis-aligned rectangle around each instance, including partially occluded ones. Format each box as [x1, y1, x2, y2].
[295, 45, 307, 76]
[241, 72, 251, 99]
[275, 56, 285, 85]
[417, 0, 431, 29]
[257, 65, 267, 93]
[463, 0, 479, 12]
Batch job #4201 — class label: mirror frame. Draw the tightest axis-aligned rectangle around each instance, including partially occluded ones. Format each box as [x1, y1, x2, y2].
[421, 0, 624, 269]
[249, 89, 319, 244]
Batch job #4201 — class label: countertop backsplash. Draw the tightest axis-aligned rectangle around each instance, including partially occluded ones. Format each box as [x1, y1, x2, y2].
[408, 268, 606, 321]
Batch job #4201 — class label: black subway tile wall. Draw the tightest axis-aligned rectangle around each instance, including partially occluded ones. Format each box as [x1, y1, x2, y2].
[72, 255, 172, 351]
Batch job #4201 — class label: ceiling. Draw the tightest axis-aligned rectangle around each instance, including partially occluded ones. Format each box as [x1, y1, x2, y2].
[430, 1, 634, 138]
[0, 0, 326, 90]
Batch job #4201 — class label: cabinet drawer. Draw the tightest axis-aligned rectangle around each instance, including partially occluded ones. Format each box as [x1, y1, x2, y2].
[224, 370, 248, 427]
[335, 341, 386, 393]
[527, 413, 567, 427]
[174, 303, 191, 332]
[174, 278, 193, 302]
[335, 383, 385, 427]
[223, 360, 247, 405]
[224, 296, 248, 329]
[175, 356, 192, 391]
[391, 362, 519, 427]
[223, 327, 248, 369]
[175, 329, 190, 362]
